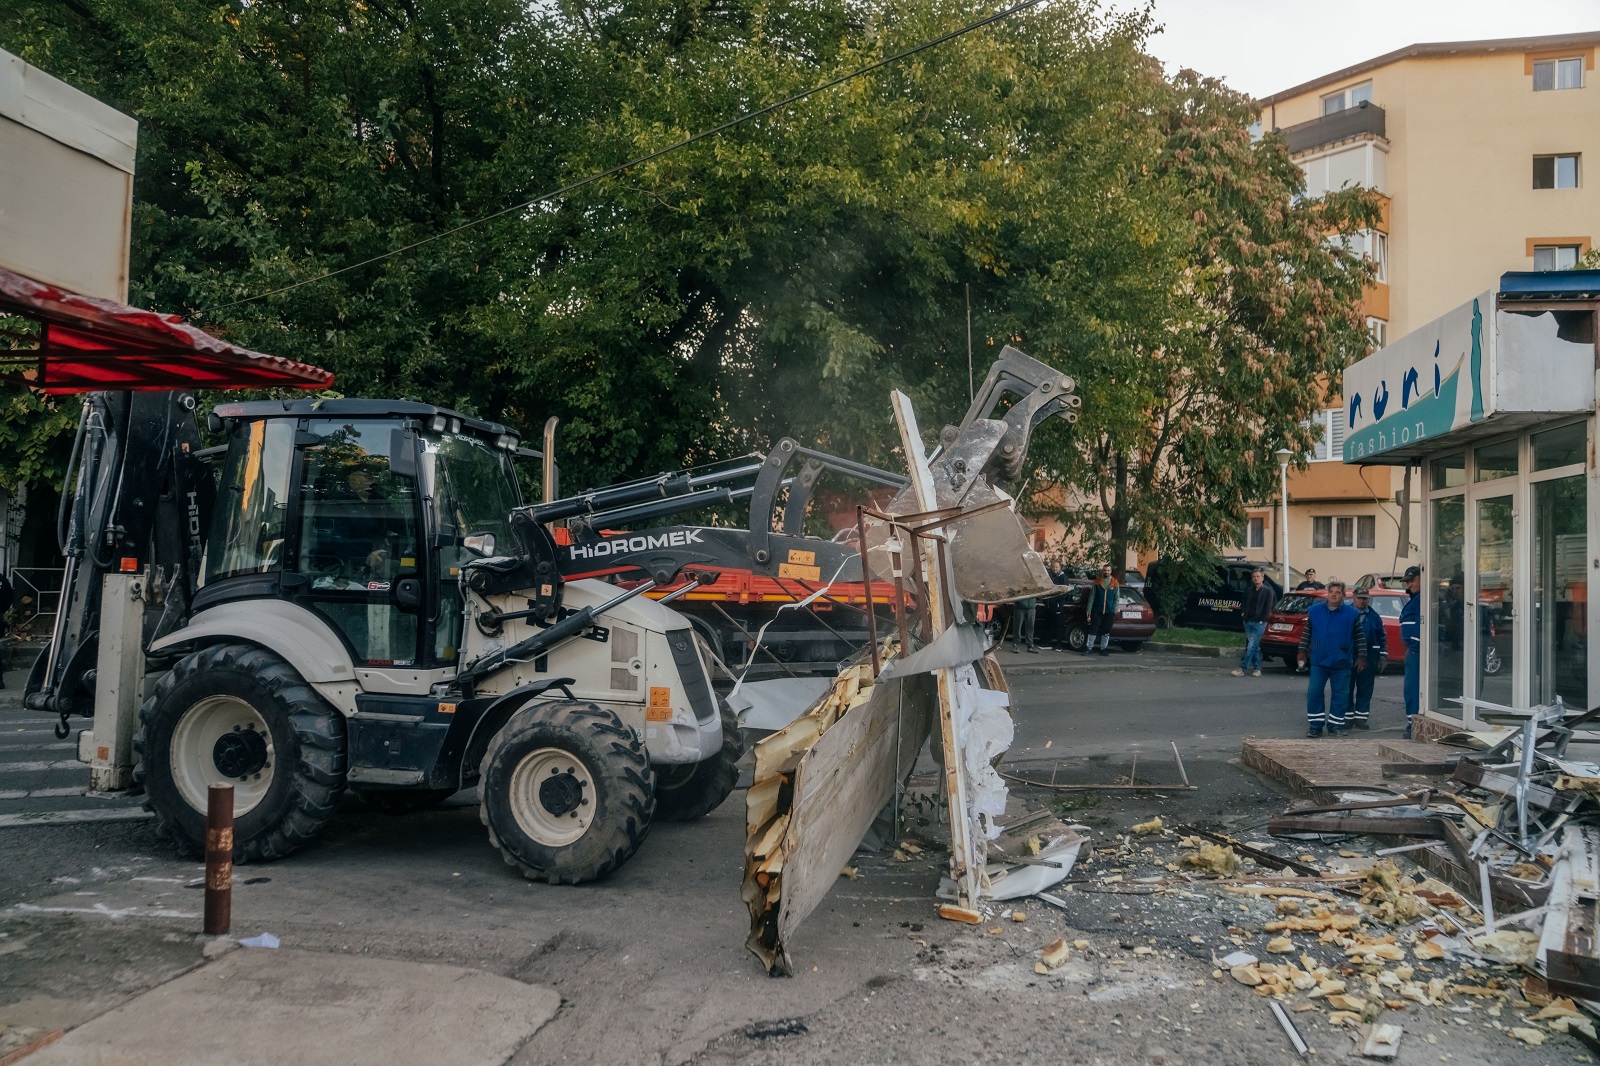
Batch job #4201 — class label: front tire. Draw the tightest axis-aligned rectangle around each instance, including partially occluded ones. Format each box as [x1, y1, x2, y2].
[654, 705, 742, 822]
[480, 700, 654, 884]
[135, 643, 347, 862]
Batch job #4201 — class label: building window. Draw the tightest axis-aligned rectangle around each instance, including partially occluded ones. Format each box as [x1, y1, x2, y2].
[1312, 515, 1376, 550]
[1534, 154, 1581, 189]
[1533, 244, 1583, 270]
[1306, 408, 1347, 462]
[1246, 516, 1266, 549]
[1367, 230, 1388, 282]
[1366, 317, 1388, 349]
[1321, 81, 1373, 115]
[1533, 57, 1584, 91]
[1333, 229, 1387, 281]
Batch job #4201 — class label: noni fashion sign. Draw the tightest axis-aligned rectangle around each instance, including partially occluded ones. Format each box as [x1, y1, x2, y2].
[1343, 291, 1491, 462]
[1343, 289, 1593, 464]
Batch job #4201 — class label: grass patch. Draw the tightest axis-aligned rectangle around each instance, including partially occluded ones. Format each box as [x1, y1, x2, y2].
[1152, 626, 1243, 648]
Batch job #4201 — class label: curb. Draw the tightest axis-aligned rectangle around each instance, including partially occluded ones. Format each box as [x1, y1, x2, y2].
[1144, 641, 1230, 658]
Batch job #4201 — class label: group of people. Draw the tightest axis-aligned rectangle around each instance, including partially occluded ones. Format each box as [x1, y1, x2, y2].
[1233, 563, 1423, 740]
[1007, 563, 1121, 655]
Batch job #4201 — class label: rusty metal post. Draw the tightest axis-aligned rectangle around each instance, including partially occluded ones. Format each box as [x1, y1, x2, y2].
[854, 507, 881, 677]
[204, 783, 234, 936]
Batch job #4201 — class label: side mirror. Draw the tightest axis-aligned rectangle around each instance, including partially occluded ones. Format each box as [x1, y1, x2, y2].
[394, 577, 423, 613]
[388, 427, 419, 479]
[463, 532, 497, 558]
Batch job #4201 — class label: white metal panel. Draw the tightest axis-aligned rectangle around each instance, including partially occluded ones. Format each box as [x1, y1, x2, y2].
[0, 49, 137, 172]
[0, 120, 134, 301]
[0, 48, 136, 301]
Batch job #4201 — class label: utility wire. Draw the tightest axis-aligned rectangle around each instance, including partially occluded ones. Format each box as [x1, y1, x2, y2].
[198, 0, 1047, 317]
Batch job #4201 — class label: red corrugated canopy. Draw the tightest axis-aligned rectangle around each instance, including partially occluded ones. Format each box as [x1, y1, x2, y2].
[0, 265, 333, 394]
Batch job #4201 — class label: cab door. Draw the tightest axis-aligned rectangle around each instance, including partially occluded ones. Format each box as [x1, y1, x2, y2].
[292, 419, 425, 667]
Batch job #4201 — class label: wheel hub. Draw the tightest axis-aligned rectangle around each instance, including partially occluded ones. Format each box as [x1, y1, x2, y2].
[507, 748, 598, 847]
[539, 769, 586, 817]
[213, 727, 270, 779]
[169, 695, 277, 816]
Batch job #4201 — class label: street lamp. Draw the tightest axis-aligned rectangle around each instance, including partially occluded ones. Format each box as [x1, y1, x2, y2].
[1276, 448, 1293, 593]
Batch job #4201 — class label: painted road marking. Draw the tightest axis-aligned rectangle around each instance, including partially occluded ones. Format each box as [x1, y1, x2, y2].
[8, 900, 196, 919]
[0, 760, 81, 772]
[0, 786, 94, 800]
[0, 741, 75, 750]
[0, 808, 153, 828]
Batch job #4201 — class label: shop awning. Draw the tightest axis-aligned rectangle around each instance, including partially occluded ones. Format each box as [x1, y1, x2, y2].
[0, 265, 333, 394]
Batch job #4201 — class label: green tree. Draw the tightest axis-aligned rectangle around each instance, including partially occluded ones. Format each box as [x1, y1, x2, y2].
[3, 0, 1375, 546]
[1027, 71, 1381, 571]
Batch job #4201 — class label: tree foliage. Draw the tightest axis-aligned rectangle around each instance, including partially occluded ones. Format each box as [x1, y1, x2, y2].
[2, 0, 1375, 564]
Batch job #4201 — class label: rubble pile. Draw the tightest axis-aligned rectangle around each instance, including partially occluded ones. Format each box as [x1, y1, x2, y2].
[1024, 812, 1596, 1058]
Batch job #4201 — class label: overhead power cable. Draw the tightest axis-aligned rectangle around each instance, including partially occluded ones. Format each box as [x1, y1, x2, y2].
[198, 0, 1047, 317]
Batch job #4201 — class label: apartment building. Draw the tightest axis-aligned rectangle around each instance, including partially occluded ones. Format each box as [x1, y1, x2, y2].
[1221, 30, 1600, 585]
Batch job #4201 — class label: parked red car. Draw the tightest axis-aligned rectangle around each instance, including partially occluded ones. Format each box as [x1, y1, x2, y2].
[1261, 589, 1406, 672]
[1039, 581, 1157, 653]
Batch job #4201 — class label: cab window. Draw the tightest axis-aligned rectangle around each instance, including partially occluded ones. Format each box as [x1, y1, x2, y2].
[205, 418, 294, 583]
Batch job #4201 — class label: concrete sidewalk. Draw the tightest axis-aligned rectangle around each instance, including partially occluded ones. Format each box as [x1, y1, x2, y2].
[22, 946, 559, 1066]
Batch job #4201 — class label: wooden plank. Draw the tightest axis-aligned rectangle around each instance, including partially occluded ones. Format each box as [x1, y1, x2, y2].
[1268, 813, 1451, 837]
[892, 390, 983, 909]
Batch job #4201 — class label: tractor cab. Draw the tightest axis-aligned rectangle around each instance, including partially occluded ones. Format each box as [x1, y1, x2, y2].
[202, 400, 525, 679]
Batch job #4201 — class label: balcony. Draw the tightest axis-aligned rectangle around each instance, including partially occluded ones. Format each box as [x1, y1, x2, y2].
[1277, 102, 1386, 156]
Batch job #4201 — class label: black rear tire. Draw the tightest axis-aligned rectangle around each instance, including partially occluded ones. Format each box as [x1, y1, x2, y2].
[134, 643, 346, 862]
[654, 705, 742, 822]
[479, 700, 654, 884]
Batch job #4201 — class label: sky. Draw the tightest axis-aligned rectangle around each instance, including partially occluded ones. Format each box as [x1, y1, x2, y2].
[1139, 0, 1599, 99]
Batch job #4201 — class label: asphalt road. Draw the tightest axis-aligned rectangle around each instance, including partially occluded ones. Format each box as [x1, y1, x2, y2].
[1005, 648, 1412, 760]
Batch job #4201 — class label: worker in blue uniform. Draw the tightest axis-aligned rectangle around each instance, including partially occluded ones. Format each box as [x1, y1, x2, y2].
[1399, 565, 1422, 739]
[1296, 580, 1367, 738]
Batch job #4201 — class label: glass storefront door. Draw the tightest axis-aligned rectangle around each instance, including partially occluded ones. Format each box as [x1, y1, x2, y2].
[1533, 473, 1587, 705]
[1425, 420, 1592, 720]
[1475, 495, 1515, 707]
[1429, 495, 1465, 712]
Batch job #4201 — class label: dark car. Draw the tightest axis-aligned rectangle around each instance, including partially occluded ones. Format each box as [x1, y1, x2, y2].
[1260, 588, 1405, 672]
[1146, 559, 1305, 631]
[1033, 581, 1156, 653]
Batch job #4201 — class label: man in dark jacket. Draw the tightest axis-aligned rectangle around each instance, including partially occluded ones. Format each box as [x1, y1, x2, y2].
[1086, 565, 1119, 657]
[1346, 587, 1388, 729]
[1296, 580, 1367, 738]
[1399, 565, 1422, 739]
[1232, 567, 1275, 677]
[1295, 568, 1325, 591]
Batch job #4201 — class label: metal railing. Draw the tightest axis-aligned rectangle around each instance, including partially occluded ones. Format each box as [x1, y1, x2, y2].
[1277, 102, 1386, 156]
[8, 566, 64, 641]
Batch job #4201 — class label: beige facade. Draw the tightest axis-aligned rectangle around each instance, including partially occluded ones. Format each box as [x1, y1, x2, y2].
[1221, 31, 1599, 581]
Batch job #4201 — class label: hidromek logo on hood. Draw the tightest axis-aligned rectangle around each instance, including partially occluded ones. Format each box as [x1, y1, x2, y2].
[567, 528, 705, 560]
